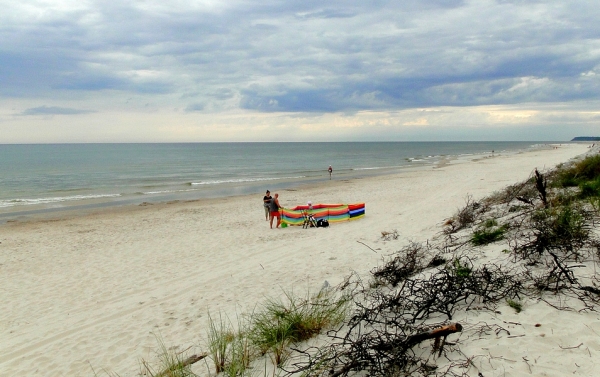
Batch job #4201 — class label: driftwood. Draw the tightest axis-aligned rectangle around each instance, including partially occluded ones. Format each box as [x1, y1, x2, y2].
[406, 322, 463, 348]
[326, 324, 463, 377]
[151, 353, 208, 377]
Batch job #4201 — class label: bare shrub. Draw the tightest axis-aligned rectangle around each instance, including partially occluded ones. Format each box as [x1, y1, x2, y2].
[288, 259, 522, 377]
[444, 195, 484, 234]
[371, 242, 427, 287]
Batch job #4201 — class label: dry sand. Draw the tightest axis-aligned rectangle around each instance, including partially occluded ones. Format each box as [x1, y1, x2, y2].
[0, 142, 596, 376]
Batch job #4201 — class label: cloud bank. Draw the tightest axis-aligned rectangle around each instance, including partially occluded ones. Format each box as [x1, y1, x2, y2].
[1, 0, 600, 141]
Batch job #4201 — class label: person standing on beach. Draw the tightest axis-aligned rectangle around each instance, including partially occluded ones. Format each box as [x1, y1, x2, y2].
[263, 190, 272, 221]
[269, 193, 282, 229]
[328, 165, 333, 180]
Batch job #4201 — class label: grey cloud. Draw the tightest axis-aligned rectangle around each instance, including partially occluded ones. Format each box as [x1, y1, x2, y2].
[210, 89, 235, 100]
[295, 9, 357, 19]
[20, 106, 95, 115]
[2, 0, 600, 114]
[185, 103, 205, 112]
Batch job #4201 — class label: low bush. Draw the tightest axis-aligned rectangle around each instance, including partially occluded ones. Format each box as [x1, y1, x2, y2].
[471, 224, 507, 246]
[513, 203, 592, 264]
[372, 242, 427, 287]
[444, 195, 484, 233]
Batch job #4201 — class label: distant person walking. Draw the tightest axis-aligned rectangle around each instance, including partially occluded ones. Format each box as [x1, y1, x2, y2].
[269, 193, 282, 229]
[263, 190, 272, 221]
[328, 165, 333, 180]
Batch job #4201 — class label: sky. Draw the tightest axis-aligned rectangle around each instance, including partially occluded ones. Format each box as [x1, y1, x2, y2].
[1, 0, 600, 143]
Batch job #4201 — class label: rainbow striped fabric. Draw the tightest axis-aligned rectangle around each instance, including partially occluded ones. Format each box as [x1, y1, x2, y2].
[281, 203, 365, 226]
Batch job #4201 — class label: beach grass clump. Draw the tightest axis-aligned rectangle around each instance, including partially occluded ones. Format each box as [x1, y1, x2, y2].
[206, 312, 236, 374]
[469, 217, 507, 246]
[139, 336, 199, 377]
[554, 154, 600, 188]
[248, 289, 349, 366]
[578, 177, 600, 199]
[450, 258, 472, 278]
[205, 312, 256, 376]
[483, 218, 498, 228]
[202, 289, 349, 374]
[471, 226, 507, 246]
[506, 299, 523, 313]
[223, 317, 252, 377]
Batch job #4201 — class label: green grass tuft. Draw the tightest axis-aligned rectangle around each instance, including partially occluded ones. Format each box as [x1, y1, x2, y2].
[202, 289, 349, 374]
[554, 154, 600, 189]
[471, 224, 507, 246]
[451, 258, 472, 278]
[579, 177, 600, 198]
[507, 299, 522, 313]
[248, 289, 349, 367]
[483, 218, 498, 228]
[139, 335, 198, 377]
[206, 311, 234, 374]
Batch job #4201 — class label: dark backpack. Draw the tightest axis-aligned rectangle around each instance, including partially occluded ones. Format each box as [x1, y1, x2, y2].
[316, 219, 329, 228]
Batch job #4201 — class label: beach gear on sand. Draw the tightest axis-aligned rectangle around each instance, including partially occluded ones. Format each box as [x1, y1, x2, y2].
[302, 210, 318, 229]
[316, 219, 329, 228]
[281, 203, 365, 227]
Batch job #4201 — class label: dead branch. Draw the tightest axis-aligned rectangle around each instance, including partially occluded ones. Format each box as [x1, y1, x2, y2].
[152, 353, 208, 377]
[534, 169, 548, 207]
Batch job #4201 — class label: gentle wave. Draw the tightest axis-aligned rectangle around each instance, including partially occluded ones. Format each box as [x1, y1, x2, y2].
[141, 188, 199, 195]
[0, 194, 122, 208]
[352, 165, 405, 171]
[190, 176, 305, 185]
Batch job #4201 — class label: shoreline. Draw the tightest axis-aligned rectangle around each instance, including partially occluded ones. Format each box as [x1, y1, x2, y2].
[0, 142, 563, 225]
[0, 142, 565, 226]
[0, 142, 592, 376]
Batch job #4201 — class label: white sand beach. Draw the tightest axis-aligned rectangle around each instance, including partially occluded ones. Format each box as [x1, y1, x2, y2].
[1, 143, 596, 377]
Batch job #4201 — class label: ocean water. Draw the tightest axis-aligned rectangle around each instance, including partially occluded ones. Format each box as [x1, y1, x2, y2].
[0, 142, 546, 220]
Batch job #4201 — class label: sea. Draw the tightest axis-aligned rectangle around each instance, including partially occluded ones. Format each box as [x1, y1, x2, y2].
[0, 142, 553, 222]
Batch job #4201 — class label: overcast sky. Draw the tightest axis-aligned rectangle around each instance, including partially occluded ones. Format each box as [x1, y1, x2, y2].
[1, 0, 599, 142]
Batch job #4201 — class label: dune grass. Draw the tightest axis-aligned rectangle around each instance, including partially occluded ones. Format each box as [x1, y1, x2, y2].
[132, 289, 348, 377]
[247, 289, 349, 367]
[202, 288, 349, 375]
[554, 154, 600, 200]
[206, 311, 236, 374]
[139, 335, 199, 377]
[506, 299, 523, 313]
[471, 223, 507, 246]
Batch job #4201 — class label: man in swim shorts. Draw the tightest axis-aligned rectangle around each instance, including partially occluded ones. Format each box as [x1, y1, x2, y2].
[269, 193, 282, 229]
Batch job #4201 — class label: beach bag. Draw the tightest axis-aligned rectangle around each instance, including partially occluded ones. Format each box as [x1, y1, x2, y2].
[316, 219, 329, 228]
